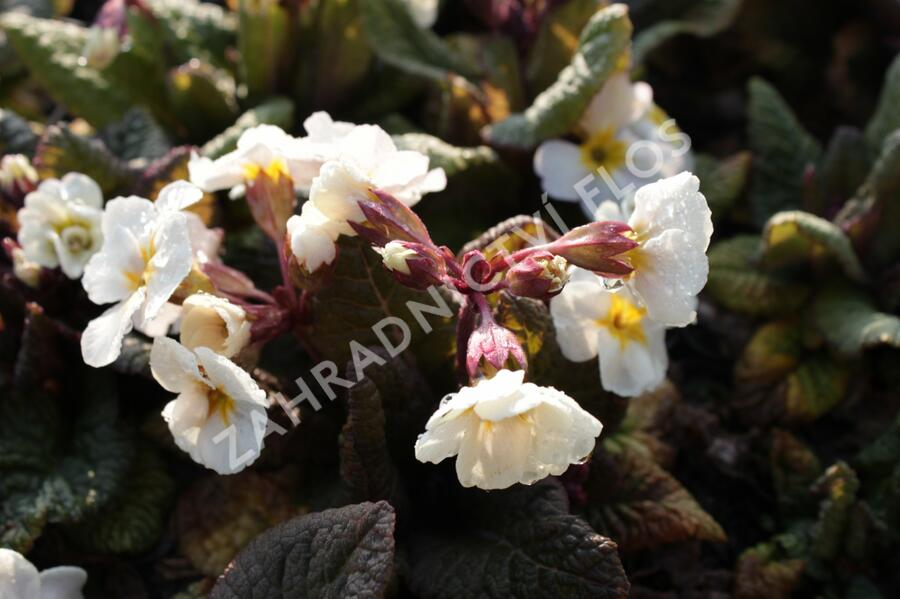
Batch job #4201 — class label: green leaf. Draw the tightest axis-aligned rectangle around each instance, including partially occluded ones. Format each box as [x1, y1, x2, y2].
[0, 372, 134, 552]
[201, 97, 295, 159]
[526, 0, 604, 95]
[484, 4, 632, 148]
[64, 445, 173, 554]
[810, 286, 900, 357]
[770, 429, 822, 516]
[747, 78, 822, 226]
[145, 0, 237, 71]
[359, 0, 479, 81]
[865, 54, 900, 153]
[166, 61, 239, 142]
[705, 235, 810, 316]
[392, 132, 506, 178]
[602, 380, 680, 465]
[0, 12, 131, 127]
[176, 471, 298, 577]
[847, 130, 900, 267]
[811, 462, 859, 561]
[815, 126, 869, 215]
[734, 540, 805, 599]
[210, 501, 396, 598]
[694, 151, 751, 222]
[0, 108, 38, 155]
[632, 0, 743, 65]
[408, 482, 629, 599]
[100, 108, 172, 162]
[584, 447, 726, 551]
[237, 0, 291, 101]
[761, 210, 867, 282]
[33, 124, 136, 197]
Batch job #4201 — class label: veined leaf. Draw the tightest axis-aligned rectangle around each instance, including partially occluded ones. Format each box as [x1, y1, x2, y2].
[694, 151, 751, 222]
[810, 285, 900, 357]
[0, 108, 39, 156]
[484, 4, 632, 148]
[865, 54, 900, 153]
[633, 0, 744, 65]
[393, 132, 506, 178]
[526, 0, 604, 95]
[33, 124, 136, 196]
[145, 0, 236, 71]
[100, 108, 172, 162]
[747, 78, 822, 226]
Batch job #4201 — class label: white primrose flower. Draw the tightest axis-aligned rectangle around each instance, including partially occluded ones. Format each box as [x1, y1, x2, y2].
[308, 124, 446, 236]
[17, 173, 103, 279]
[150, 337, 267, 475]
[180, 293, 251, 358]
[285, 201, 342, 273]
[550, 267, 667, 397]
[533, 72, 693, 216]
[598, 172, 712, 327]
[0, 548, 87, 599]
[80, 181, 203, 367]
[0, 153, 38, 194]
[415, 369, 602, 490]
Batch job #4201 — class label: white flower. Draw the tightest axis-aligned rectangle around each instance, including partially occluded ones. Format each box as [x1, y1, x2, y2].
[0, 153, 38, 193]
[0, 548, 87, 599]
[602, 172, 712, 327]
[82, 25, 119, 70]
[403, 0, 439, 28]
[17, 173, 103, 279]
[550, 267, 667, 397]
[11, 246, 42, 288]
[150, 337, 268, 475]
[533, 72, 693, 216]
[80, 181, 203, 367]
[375, 240, 418, 274]
[415, 370, 602, 490]
[180, 293, 251, 358]
[285, 201, 341, 273]
[188, 125, 311, 193]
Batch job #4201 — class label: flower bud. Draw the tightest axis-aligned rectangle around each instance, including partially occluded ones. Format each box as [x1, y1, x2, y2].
[351, 189, 433, 247]
[544, 221, 638, 277]
[82, 25, 120, 70]
[180, 293, 252, 358]
[375, 240, 445, 290]
[466, 319, 527, 379]
[3, 239, 41, 288]
[0, 154, 38, 205]
[506, 251, 569, 300]
[458, 250, 497, 292]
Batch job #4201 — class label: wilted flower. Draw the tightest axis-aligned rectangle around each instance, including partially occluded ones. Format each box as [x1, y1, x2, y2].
[550, 267, 667, 397]
[505, 251, 569, 300]
[0, 154, 38, 202]
[604, 172, 712, 326]
[534, 72, 692, 216]
[0, 548, 87, 599]
[81, 181, 202, 367]
[151, 337, 268, 475]
[180, 293, 251, 358]
[17, 173, 104, 279]
[415, 369, 602, 490]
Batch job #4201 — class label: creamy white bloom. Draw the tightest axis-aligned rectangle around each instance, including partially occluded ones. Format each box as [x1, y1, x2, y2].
[80, 181, 203, 367]
[82, 25, 119, 70]
[551, 267, 667, 397]
[609, 172, 712, 327]
[533, 72, 693, 216]
[151, 337, 268, 475]
[375, 240, 417, 275]
[403, 0, 439, 28]
[0, 548, 87, 599]
[415, 370, 602, 490]
[0, 153, 38, 193]
[17, 173, 103, 279]
[180, 293, 251, 357]
[308, 124, 446, 235]
[286, 201, 341, 273]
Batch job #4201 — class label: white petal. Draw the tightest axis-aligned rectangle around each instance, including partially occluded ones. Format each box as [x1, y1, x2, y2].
[80, 288, 145, 367]
[629, 171, 713, 251]
[593, 200, 625, 222]
[134, 302, 181, 337]
[303, 111, 356, 142]
[337, 125, 396, 174]
[414, 410, 476, 464]
[194, 402, 266, 475]
[39, 566, 88, 599]
[101, 196, 158, 242]
[473, 384, 543, 421]
[0, 548, 41, 599]
[287, 214, 338, 272]
[150, 336, 202, 393]
[383, 167, 446, 207]
[596, 322, 667, 397]
[309, 160, 369, 232]
[187, 152, 245, 192]
[184, 212, 223, 264]
[532, 390, 602, 470]
[455, 416, 533, 490]
[143, 213, 193, 321]
[403, 0, 439, 28]
[155, 180, 203, 213]
[162, 388, 210, 443]
[237, 124, 293, 152]
[371, 150, 430, 189]
[81, 226, 144, 305]
[579, 72, 637, 133]
[194, 347, 267, 409]
[549, 280, 613, 362]
[60, 173, 103, 209]
[533, 140, 591, 202]
[180, 293, 250, 357]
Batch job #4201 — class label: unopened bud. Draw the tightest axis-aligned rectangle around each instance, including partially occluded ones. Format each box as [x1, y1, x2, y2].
[466, 319, 527, 378]
[375, 240, 445, 290]
[0, 155, 38, 205]
[458, 250, 497, 292]
[545, 221, 637, 277]
[506, 251, 568, 300]
[82, 25, 120, 70]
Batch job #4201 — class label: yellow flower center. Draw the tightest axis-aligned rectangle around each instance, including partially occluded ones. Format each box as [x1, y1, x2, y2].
[207, 386, 236, 425]
[123, 238, 156, 290]
[596, 294, 647, 347]
[579, 128, 627, 172]
[243, 158, 289, 182]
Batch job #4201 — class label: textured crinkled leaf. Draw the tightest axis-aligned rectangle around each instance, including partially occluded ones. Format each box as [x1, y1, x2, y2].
[865, 54, 900, 153]
[201, 97, 295, 159]
[210, 501, 396, 599]
[1, 12, 131, 126]
[408, 482, 629, 599]
[100, 108, 172, 162]
[747, 78, 822, 226]
[815, 126, 869, 215]
[526, 0, 604, 94]
[694, 151, 751, 222]
[145, 0, 236, 71]
[632, 0, 743, 64]
[811, 462, 859, 561]
[761, 210, 867, 282]
[359, 0, 478, 81]
[856, 413, 900, 476]
[393, 132, 506, 178]
[176, 471, 298, 577]
[584, 447, 726, 551]
[810, 286, 900, 357]
[706, 235, 809, 316]
[0, 108, 38, 155]
[770, 429, 822, 516]
[34, 124, 136, 196]
[64, 445, 173, 555]
[734, 541, 805, 599]
[12, 306, 61, 393]
[603, 380, 679, 466]
[484, 4, 632, 148]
